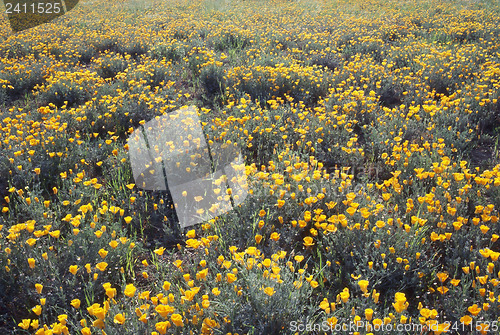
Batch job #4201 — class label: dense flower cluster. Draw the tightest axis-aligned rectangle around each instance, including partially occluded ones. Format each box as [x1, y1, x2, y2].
[1, 0, 500, 334]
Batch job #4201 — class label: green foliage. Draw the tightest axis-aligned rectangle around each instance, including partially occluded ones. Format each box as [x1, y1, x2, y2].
[0, 58, 46, 103]
[212, 32, 251, 52]
[148, 43, 185, 63]
[96, 53, 128, 79]
[199, 65, 226, 105]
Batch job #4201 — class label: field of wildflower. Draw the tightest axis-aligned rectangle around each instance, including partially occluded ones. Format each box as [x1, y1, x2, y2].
[1, 0, 500, 333]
